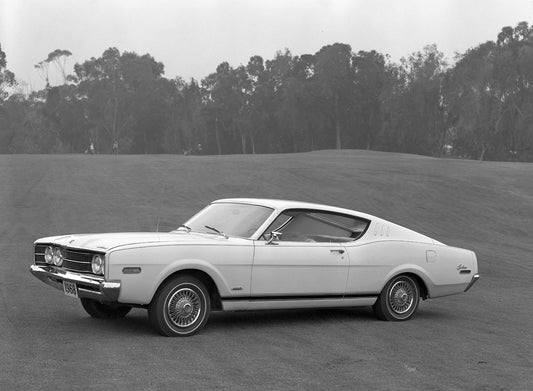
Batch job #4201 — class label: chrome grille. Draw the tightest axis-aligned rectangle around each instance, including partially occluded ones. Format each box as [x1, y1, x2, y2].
[62, 249, 93, 273]
[34, 244, 102, 274]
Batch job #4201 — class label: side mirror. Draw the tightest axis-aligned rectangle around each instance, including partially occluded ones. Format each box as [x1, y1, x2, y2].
[266, 231, 282, 245]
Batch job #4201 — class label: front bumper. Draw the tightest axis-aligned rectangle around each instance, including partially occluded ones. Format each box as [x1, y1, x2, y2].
[464, 273, 480, 292]
[30, 264, 121, 302]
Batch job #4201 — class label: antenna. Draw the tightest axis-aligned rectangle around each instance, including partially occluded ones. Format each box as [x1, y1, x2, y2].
[155, 184, 166, 233]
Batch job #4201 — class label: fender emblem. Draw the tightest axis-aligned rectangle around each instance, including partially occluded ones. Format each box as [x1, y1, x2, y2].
[457, 264, 468, 270]
[231, 287, 243, 291]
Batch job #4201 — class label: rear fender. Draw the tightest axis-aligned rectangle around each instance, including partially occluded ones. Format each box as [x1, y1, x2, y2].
[380, 264, 433, 297]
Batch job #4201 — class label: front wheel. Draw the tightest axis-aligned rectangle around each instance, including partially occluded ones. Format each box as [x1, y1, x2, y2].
[373, 275, 420, 321]
[80, 298, 132, 319]
[148, 276, 210, 337]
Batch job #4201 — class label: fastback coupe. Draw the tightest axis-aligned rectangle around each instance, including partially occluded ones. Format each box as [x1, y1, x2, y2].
[30, 198, 479, 336]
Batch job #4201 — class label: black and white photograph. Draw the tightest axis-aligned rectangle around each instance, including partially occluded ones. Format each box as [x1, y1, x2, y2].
[1, 0, 532, 389]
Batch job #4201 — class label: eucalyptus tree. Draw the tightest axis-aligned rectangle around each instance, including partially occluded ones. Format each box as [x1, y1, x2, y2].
[314, 43, 353, 150]
[265, 49, 296, 152]
[444, 42, 498, 160]
[34, 61, 50, 88]
[245, 55, 272, 154]
[352, 50, 387, 150]
[200, 71, 222, 155]
[288, 53, 324, 152]
[0, 43, 15, 101]
[201, 62, 233, 155]
[74, 47, 166, 153]
[445, 21, 533, 160]
[233, 64, 253, 154]
[201, 61, 254, 155]
[46, 49, 72, 84]
[492, 22, 533, 160]
[120, 51, 169, 154]
[0, 43, 15, 151]
[275, 53, 328, 152]
[390, 44, 447, 155]
[163, 77, 204, 154]
[0, 59, 17, 151]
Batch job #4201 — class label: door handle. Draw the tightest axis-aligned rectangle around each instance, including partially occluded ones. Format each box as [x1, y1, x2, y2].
[330, 249, 345, 254]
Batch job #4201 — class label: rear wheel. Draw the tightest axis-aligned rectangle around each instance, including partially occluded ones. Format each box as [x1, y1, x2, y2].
[80, 298, 131, 319]
[148, 276, 210, 337]
[373, 275, 420, 321]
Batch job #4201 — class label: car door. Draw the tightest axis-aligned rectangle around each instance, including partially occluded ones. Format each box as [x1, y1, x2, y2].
[252, 240, 348, 296]
[251, 209, 367, 297]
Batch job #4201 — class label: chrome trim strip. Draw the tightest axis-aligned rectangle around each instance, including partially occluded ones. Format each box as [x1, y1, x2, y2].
[62, 258, 90, 264]
[29, 264, 120, 302]
[65, 249, 95, 255]
[464, 274, 480, 292]
[62, 266, 91, 273]
[222, 293, 378, 301]
[221, 297, 377, 311]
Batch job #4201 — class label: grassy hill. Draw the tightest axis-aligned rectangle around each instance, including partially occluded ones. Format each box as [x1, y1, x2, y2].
[1, 150, 532, 390]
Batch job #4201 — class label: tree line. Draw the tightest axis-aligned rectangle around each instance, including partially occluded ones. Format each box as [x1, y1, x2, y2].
[1, 21, 532, 161]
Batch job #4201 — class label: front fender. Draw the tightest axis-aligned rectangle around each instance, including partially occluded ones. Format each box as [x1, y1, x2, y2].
[113, 258, 233, 305]
[108, 244, 253, 305]
[148, 258, 232, 302]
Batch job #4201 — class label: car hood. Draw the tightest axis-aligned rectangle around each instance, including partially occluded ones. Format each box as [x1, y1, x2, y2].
[35, 231, 228, 252]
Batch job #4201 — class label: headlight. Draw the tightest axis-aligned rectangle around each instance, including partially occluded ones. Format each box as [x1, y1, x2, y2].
[91, 254, 104, 275]
[44, 246, 53, 264]
[52, 247, 63, 266]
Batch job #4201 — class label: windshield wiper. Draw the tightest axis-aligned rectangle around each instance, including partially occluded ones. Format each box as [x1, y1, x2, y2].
[177, 224, 192, 233]
[204, 225, 228, 238]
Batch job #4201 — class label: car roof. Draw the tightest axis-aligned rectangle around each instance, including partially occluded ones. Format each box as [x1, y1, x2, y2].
[212, 198, 439, 244]
[212, 198, 377, 222]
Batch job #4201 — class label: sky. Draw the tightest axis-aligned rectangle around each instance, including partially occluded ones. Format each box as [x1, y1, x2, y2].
[1, 0, 533, 91]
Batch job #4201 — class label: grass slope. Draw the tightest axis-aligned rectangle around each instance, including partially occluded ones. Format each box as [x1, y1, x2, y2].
[1, 150, 532, 390]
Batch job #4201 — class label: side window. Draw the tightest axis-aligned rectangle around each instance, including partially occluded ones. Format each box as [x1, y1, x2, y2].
[262, 210, 369, 243]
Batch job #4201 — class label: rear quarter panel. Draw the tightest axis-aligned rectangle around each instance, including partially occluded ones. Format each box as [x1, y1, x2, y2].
[345, 240, 477, 298]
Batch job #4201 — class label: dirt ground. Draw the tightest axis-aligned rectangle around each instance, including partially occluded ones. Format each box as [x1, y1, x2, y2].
[1, 151, 532, 390]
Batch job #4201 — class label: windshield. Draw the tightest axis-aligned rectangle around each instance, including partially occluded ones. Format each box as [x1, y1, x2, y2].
[179, 203, 274, 238]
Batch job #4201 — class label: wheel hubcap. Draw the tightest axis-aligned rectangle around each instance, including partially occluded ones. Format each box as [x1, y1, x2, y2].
[167, 288, 201, 328]
[388, 280, 414, 314]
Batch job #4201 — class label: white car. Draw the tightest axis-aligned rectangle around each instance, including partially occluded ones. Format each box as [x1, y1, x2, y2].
[30, 198, 479, 336]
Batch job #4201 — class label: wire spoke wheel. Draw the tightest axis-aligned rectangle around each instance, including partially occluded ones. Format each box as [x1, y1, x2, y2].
[167, 288, 202, 328]
[374, 275, 420, 321]
[388, 280, 414, 314]
[149, 276, 211, 337]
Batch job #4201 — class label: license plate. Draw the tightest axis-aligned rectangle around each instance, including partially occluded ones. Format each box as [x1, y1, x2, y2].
[63, 281, 78, 298]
